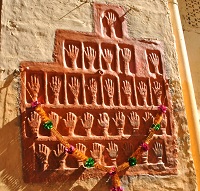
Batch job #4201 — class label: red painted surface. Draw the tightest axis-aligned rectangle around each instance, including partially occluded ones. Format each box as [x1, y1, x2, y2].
[20, 3, 177, 183]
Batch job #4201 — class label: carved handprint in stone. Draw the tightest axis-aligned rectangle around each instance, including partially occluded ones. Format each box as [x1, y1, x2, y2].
[152, 81, 162, 105]
[81, 112, 94, 137]
[128, 111, 140, 134]
[49, 76, 61, 105]
[153, 142, 163, 164]
[143, 112, 153, 129]
[137, 81, 148, 106]
[76, 143, 87, 167]
[28, 75, 40, 101]
[122, 80, 132, 106]
[104, 79, 114, 106]
[141, 150, 148, 164]
[63, 112, 77, 136]
[90, 143, 105, 164]
[53, 143, 68, 170]
[88, 78, 97, 105]
[69, 77, 80, 105]
[121, 48, 131, 75]
[28, 111, 41, 138]
[105, 12, 117, 38]
[112, 112, 125, 136]
[85, 47, 96, 70]
[123, 143, 133, 157]
[36, 144, 50, 171]
[98, 112, 110, 137]
[142, 112, 153, 123]
[66, 45, 79, 69]
[149, 53, 161, 75]
[106, 142, 118, 166]
[102, 49, 113, 71]
[48, 112, 59, 136]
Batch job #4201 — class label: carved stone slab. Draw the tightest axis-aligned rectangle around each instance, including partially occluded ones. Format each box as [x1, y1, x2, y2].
[20, 3, 178, 183]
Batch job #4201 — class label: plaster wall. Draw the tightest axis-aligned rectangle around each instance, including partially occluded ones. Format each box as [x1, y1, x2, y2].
[178, 0, 200, 121]
[0, 0, 197, 190]
[178, 0, 200, 120]
[177, 1, 200, 189]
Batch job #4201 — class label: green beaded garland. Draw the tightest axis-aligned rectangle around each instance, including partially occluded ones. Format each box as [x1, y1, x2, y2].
[43, 121, 53, 130]
[128, 157, 137, 166]
[152, 124, 161, 131]
[84, 157, 95, 168]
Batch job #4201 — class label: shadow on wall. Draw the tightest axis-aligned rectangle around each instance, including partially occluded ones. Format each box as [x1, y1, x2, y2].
[0, 77, 111, 191]
[0, 111, 82, 190]
[90, 174, 111, 191]
[0, 93, 111, 190]
[0, 117, 26, 191]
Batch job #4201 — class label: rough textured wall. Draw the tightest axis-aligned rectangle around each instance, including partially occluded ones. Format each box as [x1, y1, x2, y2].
[0, 0, 197, 190]
[178, 0, 200, 121]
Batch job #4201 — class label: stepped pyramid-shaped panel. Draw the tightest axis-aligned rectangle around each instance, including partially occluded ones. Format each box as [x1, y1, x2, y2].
[20, 3, 177, 183]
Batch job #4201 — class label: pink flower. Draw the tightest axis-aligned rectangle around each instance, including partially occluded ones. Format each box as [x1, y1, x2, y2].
[109, 167, 117, 176]
[65, 145, 75, 154]
[31, 101, 40, 108]
[158, 105, 167, 113]
[141, 142, 149, 151]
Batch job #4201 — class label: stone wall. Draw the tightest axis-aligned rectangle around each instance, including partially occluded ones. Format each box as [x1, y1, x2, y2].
[0, 0, 197, 190]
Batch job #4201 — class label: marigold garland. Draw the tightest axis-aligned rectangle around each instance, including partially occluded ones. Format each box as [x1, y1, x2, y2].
[111, 173, 122, 190]
[33, 102, 166, 190]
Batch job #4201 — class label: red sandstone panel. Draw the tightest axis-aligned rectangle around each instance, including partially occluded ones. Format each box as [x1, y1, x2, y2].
[20, 3, 177, 183]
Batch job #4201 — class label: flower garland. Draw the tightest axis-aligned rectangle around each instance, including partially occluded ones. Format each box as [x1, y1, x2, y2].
[33, 101, 166, 191]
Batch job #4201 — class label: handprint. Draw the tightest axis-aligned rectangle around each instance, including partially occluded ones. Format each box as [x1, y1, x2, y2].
[69, 77, 80, 105]
[28, 75, 40, 101]
[149, 53, 160, 74]
[49, 76, 61, 105]
[143, 112, 153, 130]
[81, 112, 94, 137]
[127, 111, 140, 134]
[63, 112, 77, 136]
[152, 81, 162, 105]
[53, 143, 68, 170]
[28, 111, 41, 138]
[98, 112, 110, 137]
[66, 44, 79, 69]
[137, 81, 148, 106]
[123, 143, 133, 157]
[122, 80, 132, 106]
[106, 142, 118, 166]
[121, 48, 131, 75]
[85, 47, 96, 70]
[104, 79, 114, 106]
[102, 49, 113, 71]
[112, 111, 125, 136]
[141, 149, 148, 164]
[90, 143, 105, 163]
[142, 112, 153, 122]
[105, 12, 117, 38]
[88, 78, 97, 105]
[49, 111, 59, 136]
[76, 143, 87, 167]
[36, 144, 50, 171]
[153, 142, 163, 164]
